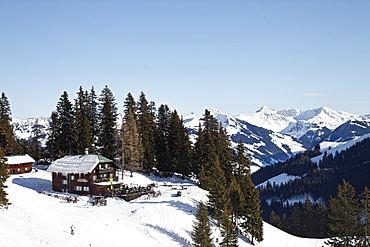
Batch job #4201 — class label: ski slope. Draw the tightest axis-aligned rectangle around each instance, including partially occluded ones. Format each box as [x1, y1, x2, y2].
[1, 167, 326, 247]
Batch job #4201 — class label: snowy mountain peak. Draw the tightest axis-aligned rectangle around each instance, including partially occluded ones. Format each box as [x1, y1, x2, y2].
[295, 106, 358, 128]
[256, 106, 277, 114]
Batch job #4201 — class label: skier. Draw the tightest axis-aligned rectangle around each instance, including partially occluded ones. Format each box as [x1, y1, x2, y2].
[70, 225, 75, 235]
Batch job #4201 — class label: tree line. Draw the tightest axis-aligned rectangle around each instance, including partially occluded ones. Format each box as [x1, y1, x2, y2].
[268, 181, 370, 247]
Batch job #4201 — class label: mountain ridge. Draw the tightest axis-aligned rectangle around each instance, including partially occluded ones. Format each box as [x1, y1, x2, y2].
[12, 106, 370, 168]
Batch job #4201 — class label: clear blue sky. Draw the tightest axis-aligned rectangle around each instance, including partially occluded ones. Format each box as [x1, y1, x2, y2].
[1, 1, 369, 119]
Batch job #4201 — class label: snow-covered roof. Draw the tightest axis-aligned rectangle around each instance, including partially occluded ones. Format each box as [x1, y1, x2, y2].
[47, 154, 115, 174]
[5, 154, 35, 165]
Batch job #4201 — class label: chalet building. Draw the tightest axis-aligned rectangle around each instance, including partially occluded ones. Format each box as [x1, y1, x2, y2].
[47, 154, 122, 195]
[6, 154, 35, 174]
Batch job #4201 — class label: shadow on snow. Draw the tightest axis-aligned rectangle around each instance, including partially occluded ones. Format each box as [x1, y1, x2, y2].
[12, 177, 52, 192]
[145, 223, 192, 247]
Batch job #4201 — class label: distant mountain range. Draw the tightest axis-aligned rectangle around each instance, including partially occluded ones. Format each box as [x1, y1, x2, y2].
[12, 106, 370, 169]
[183, 106, 370, 169]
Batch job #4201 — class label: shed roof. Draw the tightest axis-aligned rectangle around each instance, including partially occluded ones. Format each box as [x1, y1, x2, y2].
[47, 154, 117, 174]
[6, 154, 35, 165]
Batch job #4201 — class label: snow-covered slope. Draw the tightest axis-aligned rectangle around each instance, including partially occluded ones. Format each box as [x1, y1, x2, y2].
[184, 108, 305, 168]
[1, 168, 326, 247]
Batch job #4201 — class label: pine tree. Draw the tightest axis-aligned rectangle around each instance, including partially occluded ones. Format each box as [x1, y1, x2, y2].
[74, 86, 93, 154]
[288, 203, 303, 236]
[269, 210, 282, 229]
[229, 177, 244, 226]
[0, 147, 10, 208]
[193, 124, 207, 180]
[313, 202, 328, 238]
[220, 208, 238, 247]
[168, 110, 192, 177]
[136, 92, 156, 171]
[302, 197, 314, 237]
[88, 86, 99, 150]
[207, 156, 231, 223]
[155, 104, 171, 173]
[191, 201, 213, 247]
[358, 186, 370, 247]
[234, 140, 263, 244]
[121, 106, 143, 176]
[217, 124, 233, 183]
[46, 111, 60, 160]
[0, 92, 16, 155]
[326, 180, 361, 246]
[98, 86, 118, 159]
[55, 91, 75, 156]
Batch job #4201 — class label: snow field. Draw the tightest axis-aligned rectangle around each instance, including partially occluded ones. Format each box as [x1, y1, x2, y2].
[1, 168, 326, 247]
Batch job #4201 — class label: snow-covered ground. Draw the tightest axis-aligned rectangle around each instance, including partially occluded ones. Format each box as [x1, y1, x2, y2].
[1, 167, 326, 247]
[256, 173, 301, 188]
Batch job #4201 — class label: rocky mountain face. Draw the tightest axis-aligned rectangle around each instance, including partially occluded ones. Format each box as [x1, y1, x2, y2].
[13, 106, 370, 168]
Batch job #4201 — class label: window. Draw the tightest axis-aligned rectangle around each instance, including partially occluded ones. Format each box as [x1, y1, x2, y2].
[100, 174, 107, 178]
[17, 168, 21, 172]
[93, 175, 97, 181]
[105, 164, 108, 169]
[74, 186, 82, 191]
[62, 180, 67, 185]
[70, 175, 75, 180]
[110, 173, 114, 178]
[83, 186, 89, 192]
[25, 167, 29, 171]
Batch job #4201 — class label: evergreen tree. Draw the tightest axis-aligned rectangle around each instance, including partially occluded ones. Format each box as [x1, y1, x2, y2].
[193, 124, 207, 181]
[234, 140, 263, 244]
[288, 203, 303, 236]
[55, 91, 75, 156]
[123, 92, 137, 118]
[155, 104, 171, 173]
[220, 208, 238, 247]
[269, 210, 282, 229]
[207, 156, 231, 223]
[191, 201, 213, 247]
[0, 147, 10, 208]
[121, 107, 143, 176]
[136, 92, 156, 171]
[196, 110, 219, 176]
[326, 180, 361, 247]
[302, 197, 315, 237]
[74, 86, 93, 154]
[217, 124, 233, 183]
[0, 92, 16, 155]
[358, 186, 370, 247]
[168, 110, 192, 177]
[46, 111, 60, 160]
[229, 177, 244, 226]
[98, 86, 118, 159]
[88, 86, 99, 150]
[313, 202, 328, 238]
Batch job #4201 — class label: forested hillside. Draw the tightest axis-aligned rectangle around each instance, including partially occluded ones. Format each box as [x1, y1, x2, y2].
[254, 136, 370, 240]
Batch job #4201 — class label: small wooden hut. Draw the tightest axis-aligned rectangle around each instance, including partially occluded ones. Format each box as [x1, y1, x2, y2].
[6, 154, 35, 174]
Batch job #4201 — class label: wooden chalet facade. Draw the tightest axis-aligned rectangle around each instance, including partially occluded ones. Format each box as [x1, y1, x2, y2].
[6, 154, 35, 174]
[47, 154, 122, 195]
